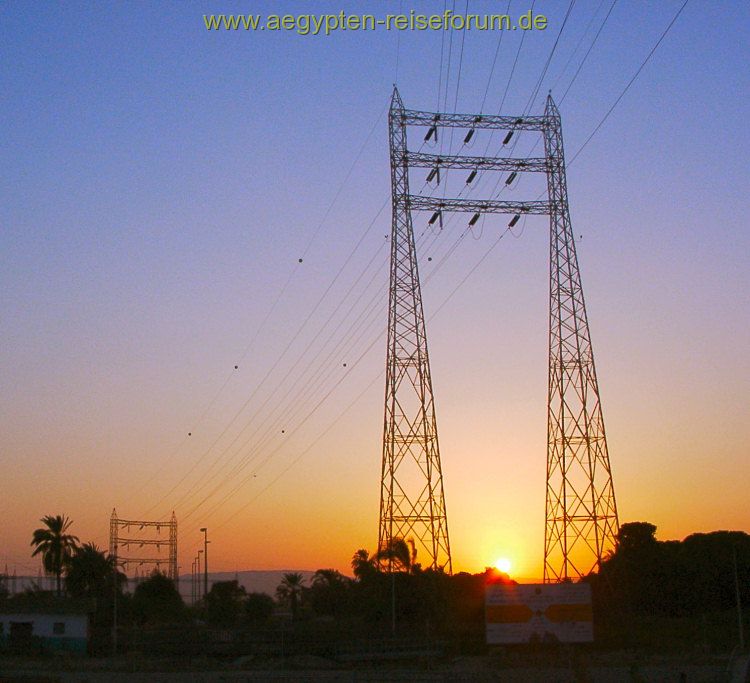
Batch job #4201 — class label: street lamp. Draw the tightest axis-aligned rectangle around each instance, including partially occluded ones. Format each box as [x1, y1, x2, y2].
[197, 549, 203, 596]
[200, 528, 209, 600]
[191, 558, 196, 604]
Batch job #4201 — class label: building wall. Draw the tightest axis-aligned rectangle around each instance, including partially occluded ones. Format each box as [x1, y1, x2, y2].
[0, 612, 88, 653]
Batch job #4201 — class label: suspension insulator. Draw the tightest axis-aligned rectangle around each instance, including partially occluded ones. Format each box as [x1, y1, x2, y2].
[429, 211, 441, 225]
[466, 169, 477, 184]
[424, 125, 437, 142]
[469, 213, 480, 226]
[503, 131, 514, 145]
[509, 214, 520, 227]
[463, 129, 475, 144]
[426, 167, 438, 183]
[505, 171, 518, 185]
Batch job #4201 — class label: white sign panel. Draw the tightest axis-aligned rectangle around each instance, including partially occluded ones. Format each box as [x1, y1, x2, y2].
[485, 582, 593, 644]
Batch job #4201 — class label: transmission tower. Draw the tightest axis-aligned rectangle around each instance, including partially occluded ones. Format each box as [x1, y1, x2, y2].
[109, 509, 178, 581]
[542, 96, 618, 581]
[379, 88, 451, 573]
[380, 89, 618, 581]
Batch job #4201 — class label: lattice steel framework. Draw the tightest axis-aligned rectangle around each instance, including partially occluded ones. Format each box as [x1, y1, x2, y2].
[109, 508, 178, 581]
[542, 96, 618, 581]
[380, 88, 451, 573]
[380, 88, 618, 581]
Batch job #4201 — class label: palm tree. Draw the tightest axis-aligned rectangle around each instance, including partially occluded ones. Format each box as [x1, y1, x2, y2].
[375, 537, 413, 573]
[310, 569, 350, 616]
[30, 514, 79, 595]
[66, 542, 120, 599]
[276, 572, 305, 620]
[351, 549, 377, 580]
[312, 568, 347, 587]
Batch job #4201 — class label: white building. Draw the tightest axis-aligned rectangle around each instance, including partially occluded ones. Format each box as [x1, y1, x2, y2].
[0, 608, 89, 654]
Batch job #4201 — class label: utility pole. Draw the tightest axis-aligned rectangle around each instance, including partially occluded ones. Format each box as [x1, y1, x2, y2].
[197, 550, 203, 602]
[200, 528, 209, 600]
[734, 546, 745, 650]
[112, 542, 118, 656]
[190, 559, 195, 604]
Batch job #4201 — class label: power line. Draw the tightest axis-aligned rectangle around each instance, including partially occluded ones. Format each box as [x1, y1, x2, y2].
[548, 0, 607, 96]
[559, 0, 618, 104]
[569, 0, 689, 164]
[522, 0, 577, 114]
[479, 0, 512, 114]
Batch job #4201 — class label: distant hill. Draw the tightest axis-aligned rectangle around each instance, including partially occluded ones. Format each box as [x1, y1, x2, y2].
[177, 570, 317, 601]
[6, 570, 318, 602]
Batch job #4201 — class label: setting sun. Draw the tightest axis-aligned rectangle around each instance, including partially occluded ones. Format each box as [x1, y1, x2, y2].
[494, 557, 512, 574]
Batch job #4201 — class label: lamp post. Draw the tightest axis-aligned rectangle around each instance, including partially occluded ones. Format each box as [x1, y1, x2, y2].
[734, 546, 745, 650]
[190, 559, 195, 604]
[200, 528, 209, 600]
[197, 549, 203, 603]
[112, 543, 118, 656]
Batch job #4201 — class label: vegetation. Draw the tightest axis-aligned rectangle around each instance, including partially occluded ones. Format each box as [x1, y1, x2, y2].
[205, 579, 246, 626]
[593, 521, 750, 617]
[6, 514, 748, 658]
[30, 514, 79, 595]
[132, 572, 186, 625]
[276, 572, 305, 620]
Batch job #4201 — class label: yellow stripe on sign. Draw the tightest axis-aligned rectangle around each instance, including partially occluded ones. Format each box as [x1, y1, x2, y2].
[545, 603, 593, 622]
[486, 604, 534, 623]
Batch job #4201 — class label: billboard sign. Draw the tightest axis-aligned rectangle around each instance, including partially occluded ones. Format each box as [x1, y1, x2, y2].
[485, 581, 593, 644]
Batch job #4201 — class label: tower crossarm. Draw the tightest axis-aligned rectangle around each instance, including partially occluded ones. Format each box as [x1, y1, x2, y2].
[116, 538, 168, 546]
[407, 196, 551, 215]
[114, 519, 167, 529]
[400, 109, 547, 131]
[404, 152, 548, 173]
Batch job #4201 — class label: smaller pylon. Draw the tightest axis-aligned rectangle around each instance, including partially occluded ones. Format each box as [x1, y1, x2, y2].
[109, 509, 178, 580]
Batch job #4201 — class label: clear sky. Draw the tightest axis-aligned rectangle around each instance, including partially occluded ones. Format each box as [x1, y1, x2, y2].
[1, 1, 749, 580]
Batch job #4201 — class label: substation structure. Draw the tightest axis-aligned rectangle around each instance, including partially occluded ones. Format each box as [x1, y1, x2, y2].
[109, 509, 178, 582]
[379, 87, 619, 581]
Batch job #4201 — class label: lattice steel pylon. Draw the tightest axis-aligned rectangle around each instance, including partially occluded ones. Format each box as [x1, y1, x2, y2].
[379, 88, 451, 573]
[543, 96, 618, 581]
[379, 89, 618, 581]
[109, 509, 178, 581]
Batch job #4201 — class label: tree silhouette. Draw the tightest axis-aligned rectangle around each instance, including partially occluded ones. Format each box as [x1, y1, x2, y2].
[66, 542, 123, 600]
[245, 592, 275, 625]
[616, 521, 658, 552]
[276, 572, 305, 620]
[30, 514, 79, 596]
[310, 569, 351, 616]
[206, 579, 246, 626]
[132, 572, 186, 625]
[375, 537, 413, 573]
[351, 549, 377, 580]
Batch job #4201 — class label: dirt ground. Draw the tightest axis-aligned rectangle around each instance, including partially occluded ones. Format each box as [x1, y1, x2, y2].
[1, 652, 748, 683]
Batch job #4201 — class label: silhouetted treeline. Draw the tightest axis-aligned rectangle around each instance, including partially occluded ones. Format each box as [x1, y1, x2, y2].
[4, 516, 749, 657]
[590, 522, 750, 618]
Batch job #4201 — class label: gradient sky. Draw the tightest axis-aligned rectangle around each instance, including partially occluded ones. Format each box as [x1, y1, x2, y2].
[1, 1, 749, 581]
